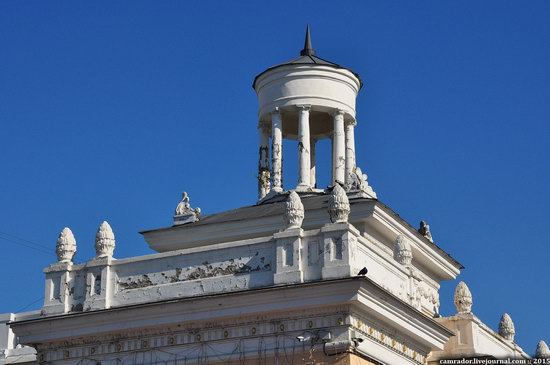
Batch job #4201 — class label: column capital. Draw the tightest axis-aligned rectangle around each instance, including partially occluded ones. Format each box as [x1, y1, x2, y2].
[331, 108, 346, 117]
[296, 104, 311, 111]
[345, 119, 357, 127]
[270, 107, 281, 115]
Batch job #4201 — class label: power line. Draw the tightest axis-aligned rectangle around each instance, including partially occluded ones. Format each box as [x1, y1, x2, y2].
[15, 296, 44, 313]
[0, 230, 52, 250]
[0, 235, 55, 256]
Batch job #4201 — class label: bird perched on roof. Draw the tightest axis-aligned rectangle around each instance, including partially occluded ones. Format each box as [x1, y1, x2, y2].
[357, 267, 368, 276]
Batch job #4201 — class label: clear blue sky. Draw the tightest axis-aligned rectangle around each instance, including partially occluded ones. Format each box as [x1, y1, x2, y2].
[1, 0, 548, 353]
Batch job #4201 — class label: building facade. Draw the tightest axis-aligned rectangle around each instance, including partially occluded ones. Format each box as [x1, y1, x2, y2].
[1, 28, 546, 365]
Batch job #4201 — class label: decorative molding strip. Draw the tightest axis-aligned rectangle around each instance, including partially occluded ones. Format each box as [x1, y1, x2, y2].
[350, 313, 427, 365]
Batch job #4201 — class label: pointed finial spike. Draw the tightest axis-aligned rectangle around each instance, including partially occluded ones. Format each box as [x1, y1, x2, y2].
[300, 25, 315, 56]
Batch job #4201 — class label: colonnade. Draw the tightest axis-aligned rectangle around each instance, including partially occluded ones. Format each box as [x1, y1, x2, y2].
[258, 106, 357, 199]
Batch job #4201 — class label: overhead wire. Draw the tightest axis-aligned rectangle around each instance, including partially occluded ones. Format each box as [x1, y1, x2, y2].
[15, 296, 44, 313]
[0, 230, 55, 256]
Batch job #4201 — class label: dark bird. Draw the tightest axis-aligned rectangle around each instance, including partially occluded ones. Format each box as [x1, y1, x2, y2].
[357, 267, 368, 276]
[433, 306, 441, 318]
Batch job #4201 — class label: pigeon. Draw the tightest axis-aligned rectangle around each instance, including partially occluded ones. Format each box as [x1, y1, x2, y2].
[357, 267, 368, 276]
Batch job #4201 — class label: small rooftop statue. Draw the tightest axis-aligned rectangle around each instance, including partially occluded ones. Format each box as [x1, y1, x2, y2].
[498, 313, 516, 341]
[56, 227, 76, 263]
[418, 220, 433, 242]
[95, 221, 115, 259]
[174, 192, 201, 225]
[328, 184, 350, 223]
[535, 341, 550, 358]
[394, 235, 413, 266]
[454, 281, 473, 314]
[346, 167, 377, 198]
[284, 191, 304, 229]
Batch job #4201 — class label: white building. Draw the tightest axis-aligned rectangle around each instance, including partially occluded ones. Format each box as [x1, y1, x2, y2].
[1, 28, 546, 365]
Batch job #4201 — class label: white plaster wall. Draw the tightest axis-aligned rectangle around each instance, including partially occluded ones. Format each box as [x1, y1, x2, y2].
[43, 219, 445, 319]
[255, 65, 360, 120]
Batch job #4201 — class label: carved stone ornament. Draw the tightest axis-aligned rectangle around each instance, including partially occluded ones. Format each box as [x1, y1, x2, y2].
[56, 227, 76, 263]
[284, 191, 304, 229]
[175, 192, 192, 216]
[394, 235, 413, 266]
[418, 220, 433, 242]
[95, 221, 115, 258]
[258, 168, 270, 199]
[174, 192, 201, 225]
[498, 313, 516, 341]
[535, 341, 550, 358]
[346, 167, 365, 191]
[328, 184, 350, 223]
[454, 281, 473, 314]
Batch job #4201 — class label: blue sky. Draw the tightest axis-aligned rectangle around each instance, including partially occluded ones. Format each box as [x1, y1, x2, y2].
[1, 0, 549, 353]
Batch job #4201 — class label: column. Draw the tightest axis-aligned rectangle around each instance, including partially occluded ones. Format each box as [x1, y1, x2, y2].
[271, 108, 283, 192]
[332, 109, 346, 185]
[297, 105, 311, 191]
[344, 120, 357, 188]
[258, 123, 270, 199]
[310, 137, 316, 188]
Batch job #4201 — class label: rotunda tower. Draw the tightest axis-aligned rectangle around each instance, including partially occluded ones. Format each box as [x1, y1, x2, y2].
[253, 27, 375, 200]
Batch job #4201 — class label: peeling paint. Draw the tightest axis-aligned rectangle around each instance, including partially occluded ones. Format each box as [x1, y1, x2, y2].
[118, 275, 153, 290]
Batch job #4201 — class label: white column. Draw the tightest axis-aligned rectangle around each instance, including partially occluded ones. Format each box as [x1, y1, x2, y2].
[258, 123, 270, 199]
[271, 108, 283, 192]
[344, 120, 357, 188]
[310, 137, 316, 188]
[297, 105, 311, 191]
[332, 109, 346, 185]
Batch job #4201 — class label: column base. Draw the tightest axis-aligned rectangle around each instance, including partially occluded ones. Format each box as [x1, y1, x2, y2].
[295, 184, 313, 192]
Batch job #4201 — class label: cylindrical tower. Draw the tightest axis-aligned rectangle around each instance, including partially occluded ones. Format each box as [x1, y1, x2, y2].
[253, 27, 375, 201]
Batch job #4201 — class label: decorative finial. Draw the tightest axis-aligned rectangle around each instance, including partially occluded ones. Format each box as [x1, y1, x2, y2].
[300, 25, 315, 56]
[284, 191, 304, 229]
[56, 227, 76, 263]
[394, 235, 412, 266]
[535, 341, 550, 358]
[95, 221, 115, 258]
[418, 220, 433, 242]
[174, 192, 201, 225]
[498, 313, 516, 341]
[328, 184, 350, 223]
[454, 281, 473, 314]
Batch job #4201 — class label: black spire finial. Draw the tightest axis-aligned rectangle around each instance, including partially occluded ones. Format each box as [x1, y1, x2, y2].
[300, 25, 315, 56]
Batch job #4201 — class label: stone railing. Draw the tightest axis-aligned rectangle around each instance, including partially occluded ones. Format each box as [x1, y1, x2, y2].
[42, 191, 440, 318]
[42, 221, 363, 316]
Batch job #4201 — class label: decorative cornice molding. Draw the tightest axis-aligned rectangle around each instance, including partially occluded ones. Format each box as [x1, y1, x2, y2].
[350, 313, 426, 365]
